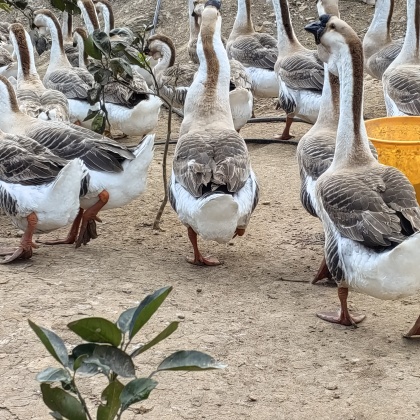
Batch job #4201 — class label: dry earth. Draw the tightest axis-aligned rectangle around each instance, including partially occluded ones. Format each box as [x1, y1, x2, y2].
[1, 1, 419, 419]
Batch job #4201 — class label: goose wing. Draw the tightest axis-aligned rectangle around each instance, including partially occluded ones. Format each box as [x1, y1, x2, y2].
[161, 64, 197, 88]
[368, 39, 403, 79]
[229, 59, 252, 90]
[278, 51, 324, 91]
[44, 68, 93, 100]
[173, 129, 250, 197]
[228, 33, 278, 70]
[0, 137, 66, 185]
[25, 122, 135, 173]
[319, 166, 420, 248]
[386, 66, 420, 116]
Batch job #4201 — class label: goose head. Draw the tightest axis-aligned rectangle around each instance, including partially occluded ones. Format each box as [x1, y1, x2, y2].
[144, 34, 176, 65]
[305, 15, 361, 75]
[34, 9, 61, 32]
[192, 0, 205, 25]
[200, 0, 222, 37]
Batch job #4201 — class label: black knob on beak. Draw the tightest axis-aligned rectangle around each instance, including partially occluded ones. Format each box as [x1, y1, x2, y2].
[304, 14, 331, 44]
[205, 0, 221, 10]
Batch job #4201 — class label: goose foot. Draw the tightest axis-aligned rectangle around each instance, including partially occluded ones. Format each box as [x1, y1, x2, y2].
[0, 212, 37, 263]
[317, 287, 365, 327]
[39, 208, 84, 245]
[75, 191, 109, 248]
[312, 256, 336, 286]
[403, 315, 420, 338]
[232, 228, 246, 239]
[186, 227, 221, 266]
[273, 115, 295, 140]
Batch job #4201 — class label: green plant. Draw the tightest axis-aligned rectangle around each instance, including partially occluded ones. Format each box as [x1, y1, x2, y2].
[29, 286, 225, 419]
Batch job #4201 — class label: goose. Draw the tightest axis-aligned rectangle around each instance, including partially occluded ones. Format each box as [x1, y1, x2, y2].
[363, 0, 403, 80]
[382, 0, 420, 116]
[34, 9, 162, 137]
[305, 15, 420, 337]
[9, 23, 70, 122]
[72, 27, 89, 69]
[271, 0, 325, 140]
[227, 0, 279, 99]
[169, 0, 259, 266]
[93, 0, 114, 34]
[188, 0, 202, 64]
[0, 75, 155, 248]
[77, 0, 100, 35]
[0, 130, 86, 263]
[0, 44, 17, 79]
[62, 11, 80, 67]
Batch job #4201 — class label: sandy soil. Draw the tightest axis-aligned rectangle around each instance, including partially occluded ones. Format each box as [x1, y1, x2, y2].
[1, 1, 420, 419]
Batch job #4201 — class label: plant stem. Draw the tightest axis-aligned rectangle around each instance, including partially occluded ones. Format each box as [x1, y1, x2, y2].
[71, 377, 93, 420]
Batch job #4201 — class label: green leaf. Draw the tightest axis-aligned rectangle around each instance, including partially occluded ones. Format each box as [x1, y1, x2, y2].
[116, 307, 136, 333]
[0, 3, 12, 12]
[36, 367, 71, 384]
[69, 344, 110, 377]
[41, 383, 87, 420]
[67, 317, 122, 347]
[119, 378, 158, 412]
[73, 355, 88, 371]
[91, 112, 106, 134]
[85, 345, 135, 377]
[87, 86, 101, 105]
[92, 30, 111, 56]
[97, 380, 124, 420]
[83, 109, 99, 122]
[28, 320, 69, 367]
[130, 322, 179, 358]
[109, 58, 132, 79]
[157, 350, 226, 372]
[129, 286, 172, 340]
[14, 0, 28, 10]
[122, 50, 143, 67]
[84, 35, 102, 60]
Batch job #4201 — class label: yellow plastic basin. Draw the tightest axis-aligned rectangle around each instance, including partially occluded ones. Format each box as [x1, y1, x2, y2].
[365, 116, 420, 202]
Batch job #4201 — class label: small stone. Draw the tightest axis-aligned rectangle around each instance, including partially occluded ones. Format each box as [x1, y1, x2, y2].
[325, 383, 338, 390]
[350, 358, 359, 365]
[177, 314, 185, 320]
[248, 395, 257, 402]
[332, 392, 340, 399]
[262, 201, 271, 205]
[196, 288, 202, 293]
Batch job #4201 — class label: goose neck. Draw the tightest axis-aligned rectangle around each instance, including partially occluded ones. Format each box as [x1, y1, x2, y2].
[62, 11, 73, 43]
[230, 0, 254, 38]
[99, 4, 114, 34]
[75, 34, 88, 69]
[0, 81, 24, 132]
[42, 16, 71, 69]
[78, 0, 100, 35]
[188, 0, 200, 41]
[272, 0, 300, 51]
[365, 0, 394, 48]
[153, 42, 175, 76]
[396, 0, 420, 62]
[330, 43, 374, 169]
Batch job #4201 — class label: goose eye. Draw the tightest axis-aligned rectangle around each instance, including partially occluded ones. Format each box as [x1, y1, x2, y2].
[330, 23, 336, 29]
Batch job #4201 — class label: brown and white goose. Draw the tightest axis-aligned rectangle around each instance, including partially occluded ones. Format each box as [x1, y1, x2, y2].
[77, 0, 100, 35]
[188, 0, 202, 64]
[93, 0, 114, 34]
[61, 11, 80, 67]
[382, 0, 420, 116]
[305, 15, 420, 336]
[9, 23, 69, 122]
[169, 0, 259, 266]
[227, 0, 279, 99]
[271, 0, 325, 140]
[363, 0, 403, 80]
[0, 75, 155, 248]
[0, 130, 86, 263]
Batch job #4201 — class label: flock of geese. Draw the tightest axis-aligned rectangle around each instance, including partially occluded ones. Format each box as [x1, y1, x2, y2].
[0, 0, 420, 337]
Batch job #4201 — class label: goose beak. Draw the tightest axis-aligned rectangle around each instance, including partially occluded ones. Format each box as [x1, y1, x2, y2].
[143, 46, 150, 55]
[305, 14, 332, 44]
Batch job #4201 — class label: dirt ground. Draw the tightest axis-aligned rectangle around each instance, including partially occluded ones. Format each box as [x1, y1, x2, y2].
[1, 1, 420, 419]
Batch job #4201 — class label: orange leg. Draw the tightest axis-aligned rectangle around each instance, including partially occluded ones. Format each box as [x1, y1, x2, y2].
[404, 315, 420, 338]
[40, 208, 84, 245]
[311, 256, 336, 286]
[317, 287, 366, 327]
[75, 190, 109, 248]
[0, 212, 38, 263]
[273, 115, 295, 140]
[186, 227, 221, 266]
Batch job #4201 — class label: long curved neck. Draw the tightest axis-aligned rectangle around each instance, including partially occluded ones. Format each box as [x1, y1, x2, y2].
[272, 0, 302, 52]
[99, 4, 114, 34]
[12, 30, 43, 86]
[183, 16, 232, 131]
[43, 16, 71, 70]
[0, 81, 26, 132]
[312, 64, 339, 129]
[62, 11, 73, 43]
[393, 0, 420, 64]
[78, 0, 100, 35]
[153, 42, 175, 76]
[330, 42, 374, 169]
[230, 0, 254, 39]
[74, 34, 88, 69]
[188, 0, 200, 42]
[317, 0, 340, 18]
[363, 0, 394, 58]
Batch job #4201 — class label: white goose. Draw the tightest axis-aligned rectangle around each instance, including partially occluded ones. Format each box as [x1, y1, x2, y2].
[0, 75, 155, 248]
[271, 0, 325, 140]
[227, 0, 279, 99]
[188, 0, 202, 64]
[382, 0, 420, 116]
[305, 15, 420, 337]
[9, 23, 70, 122]
[0, 129, 85, 263]
[169, 0, 259, 266]
[363, 0, 403, 80]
